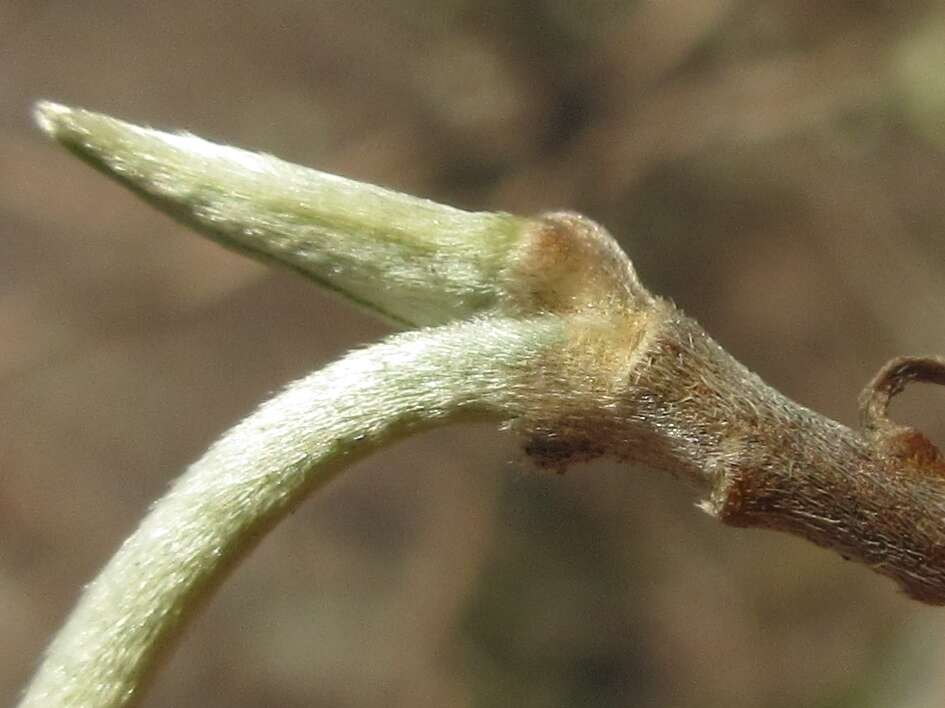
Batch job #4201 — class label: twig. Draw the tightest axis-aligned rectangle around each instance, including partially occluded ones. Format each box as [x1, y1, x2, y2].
[22, 103, 945, 707]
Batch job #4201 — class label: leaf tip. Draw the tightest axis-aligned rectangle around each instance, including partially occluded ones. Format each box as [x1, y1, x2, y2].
[33, 100, 73, 139]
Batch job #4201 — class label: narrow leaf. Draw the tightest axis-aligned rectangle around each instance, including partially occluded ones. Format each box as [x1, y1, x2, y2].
[34, 102, 528, 326]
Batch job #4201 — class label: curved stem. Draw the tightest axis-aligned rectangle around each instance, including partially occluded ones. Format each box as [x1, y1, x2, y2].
[19, 316, 564, 708]
[28, 102, 945, 706]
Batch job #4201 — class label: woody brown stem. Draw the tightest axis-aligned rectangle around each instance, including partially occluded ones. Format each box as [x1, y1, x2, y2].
[523, 297, 945, 604]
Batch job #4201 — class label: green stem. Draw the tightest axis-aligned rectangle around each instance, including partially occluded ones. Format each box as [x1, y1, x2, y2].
[19, 316, 563, 708]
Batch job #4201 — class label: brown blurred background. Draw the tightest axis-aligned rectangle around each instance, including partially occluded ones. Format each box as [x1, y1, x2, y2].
[5, 2, 945, 706]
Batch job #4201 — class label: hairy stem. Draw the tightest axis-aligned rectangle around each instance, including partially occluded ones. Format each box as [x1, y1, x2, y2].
[26, 102, 945, 708]
[549, 307, 945, 604]
[19, 317, 564, 708]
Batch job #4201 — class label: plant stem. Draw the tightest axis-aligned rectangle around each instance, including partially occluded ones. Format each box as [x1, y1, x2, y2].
[18, 316, 564, 708]
[26, 102, 945, 708]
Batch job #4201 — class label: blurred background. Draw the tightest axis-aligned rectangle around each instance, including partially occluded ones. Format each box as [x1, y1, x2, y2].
[4, 2, 945, 706]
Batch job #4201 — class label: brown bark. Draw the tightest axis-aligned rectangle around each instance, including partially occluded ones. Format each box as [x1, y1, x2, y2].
[518, 215, 945, 605]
